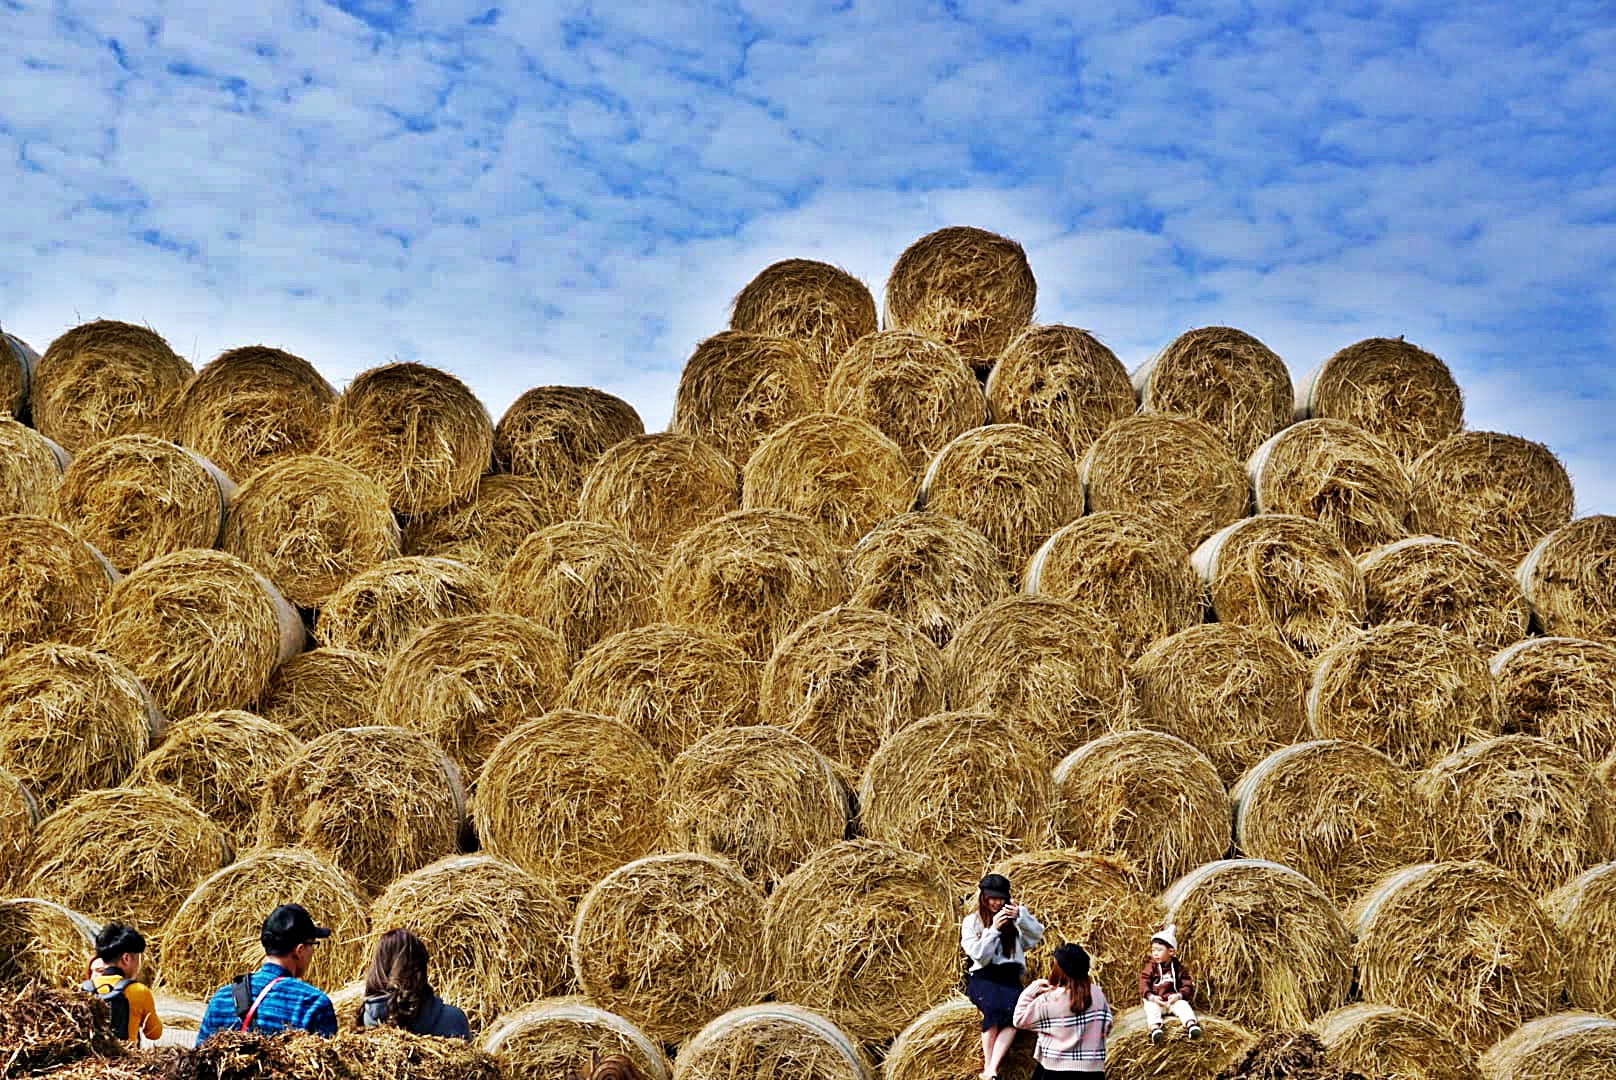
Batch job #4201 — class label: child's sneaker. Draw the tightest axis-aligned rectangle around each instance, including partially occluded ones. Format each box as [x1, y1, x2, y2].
[1150, 1026, 1165, 1045]
[1187, 1023, 1203, 1041]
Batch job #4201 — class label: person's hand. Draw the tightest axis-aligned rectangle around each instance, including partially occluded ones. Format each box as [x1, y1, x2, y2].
[1026, 978, 1052, 994]
[1149, 994, 1166, 1004]
[992, 907, 1014, 928]
[1166, 993, 1182, 1005]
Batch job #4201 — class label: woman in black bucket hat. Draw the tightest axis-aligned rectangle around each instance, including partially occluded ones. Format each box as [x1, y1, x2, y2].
[962, 872, 1045, 1080]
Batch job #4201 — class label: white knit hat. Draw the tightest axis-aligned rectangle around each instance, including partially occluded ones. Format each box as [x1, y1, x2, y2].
[1151, 924, 1178, 950]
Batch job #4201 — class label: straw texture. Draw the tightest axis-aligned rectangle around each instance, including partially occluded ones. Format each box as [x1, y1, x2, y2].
[1479, 1012, 1616, 1080]
[1082, 414, 1249, 548]
[163, 345, 336, 481]
[1249, 418, 1415, 555]
[1491, 636, 1616, 762]
[0, 514, 117, 654]
[883, 997, 1037, 1080]
[0, 417, 68, 517]
[1517, 514, 1616, 640]
[314, 555, 491, 656]
[578, 433, 740, 556]
[742, 412, 913, 547]
[402, 473, 561, 571]
[493, 385, 643, 503]
[1546, 863, 1616, 1015]
[1052, 731, 1229, 893]
[1312, 1003, 1482, 1080]
[671, 330, 818, 467]
[1298, 336, 1463, 462]
[844, 511, 1011, 648]
[730, 258, 878, 382]
[1358, 536, 1530, 650]
[494, 520, 659, 664]
[252, 646, 385, 741]
[127, 708, 301, 846]
[479, 999, 671, 1080]
[676, 1003, 871, 1080]
[884, 226, 1036, 368]
[1137, 326, 1293, 459]
[985, 324, 1135, 460]
[1412, 431, 1574, 566]
[33, 319, 193, 453]
[823, 329, 986, 472]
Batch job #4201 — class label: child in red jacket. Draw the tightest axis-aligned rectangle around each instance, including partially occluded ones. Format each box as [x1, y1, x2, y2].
[1139, 924, 1202, 1044]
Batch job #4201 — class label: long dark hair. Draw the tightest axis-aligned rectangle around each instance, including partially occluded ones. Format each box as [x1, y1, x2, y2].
[358, 928, 433, 1030]
[977, 894, 1018, 956]
[1050, 943, 1092, 1012]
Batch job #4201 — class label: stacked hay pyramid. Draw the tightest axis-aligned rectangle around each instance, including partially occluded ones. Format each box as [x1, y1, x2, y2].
[3, 225, 1616, 1080]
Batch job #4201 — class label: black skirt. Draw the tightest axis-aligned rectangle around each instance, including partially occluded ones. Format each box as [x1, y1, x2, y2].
[965, 962, 1023, 1029]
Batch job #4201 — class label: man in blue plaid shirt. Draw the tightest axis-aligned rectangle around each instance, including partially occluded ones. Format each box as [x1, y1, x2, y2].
[196, 904, 338, 1041]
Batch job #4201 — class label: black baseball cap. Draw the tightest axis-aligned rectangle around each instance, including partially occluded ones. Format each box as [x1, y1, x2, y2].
[978, 873, 1012, 899]
[261, 904, 332, 954]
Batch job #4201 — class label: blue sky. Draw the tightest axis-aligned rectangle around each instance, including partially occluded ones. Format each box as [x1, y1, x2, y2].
[4, 2, 1614, 514]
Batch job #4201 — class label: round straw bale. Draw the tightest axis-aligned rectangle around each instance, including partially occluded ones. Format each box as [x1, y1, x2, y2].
[1308, 621, 1499, 769]
[1135, 326, 1294, 459]
[883, 996, 1037, 1080]
[1080, 414, 1249, 548]
[0, 897, 99, 987]
[858, 710, 1057, 890]
[1546, 862, 1616, 1015]
[944, 595, 1130, 758]
[157, 847, 368, 999]
[252, 646, 384, 742]
[1480, 1012, 1616, 1080]
[1312, 1002, 1483, 1080]
[988, 849, 1163, 1001]
[658, 508, 847, 661]
[1419, 734, 1616, 895]
[255, 725, 466, 897]
[844, 511, 1010, 647]
[0, 643, 160, 812]
[730, 259, 878, 382]
[760, 606, 946, 779]
[562, 623, 757, 757]
[493, 385, 643, 494]
[1491, 636, 1616, 765]
[1358, 536, 1530, 649]
[764, 838, 957, 1043]
[1350, 860, 1567, 1050]
[578, 433, 740, 556]
[1192, 514, 1366, 656]
[1024, 512, 1204, 660]
[0, 328, 38, 419]
[0, 514, 117, 653]
[479, 998, 670, 1080]
[742, 413, 912, 547]
[671, 331, 818, 467]
[322, 361, 494, 515]
[1297, 336, 1464, 462]
[1249, 417, 1415, 556]
[221, 454, 400, 608]
[493, 521, 658, 664]
[97, 548, 304, 717]
[401, 473, 559, 571]
[918, 423, 1083, 576]
[572, 852, 768, 1044]
[1231, 740, 1426, 910]
[22, 786, 231, 938]
[314, 555, 491, 657]
[367, 853, 573, 1028]
[1131, 624, 1308, 787]
[473, 710, 666, 896]
[983, 324, 1135, 462]
[127, 709, 301, 847]
[0, 417, 69, 517]
[884, 226, 1036, 369]
[666, 726, 849, 889]
[48, 434, 234, 573]
[1052, 731, 1228, 893]
[1104, 1009, 1257, 1080]
[824, 330, 985, 472]
[0, 765, 37, 886]
[1159, 858, 1352, 1029]
[164, 345, 337, 482]
[1412, 431, 1574, 567]
[1517, 514, 1616, 639]
[678, 1003, 871, 1080]
[32, 319, 194, 453]
[376, 612, 568, 776]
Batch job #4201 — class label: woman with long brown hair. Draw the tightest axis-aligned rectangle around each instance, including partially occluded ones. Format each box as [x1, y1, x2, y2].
[357, 928, 470, 1040]
[962, 873, 1045, 1080]
[1013, 942, 1112, 1077]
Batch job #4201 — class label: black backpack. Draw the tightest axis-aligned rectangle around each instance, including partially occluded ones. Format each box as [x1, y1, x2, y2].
[80, 975, 133, 1040]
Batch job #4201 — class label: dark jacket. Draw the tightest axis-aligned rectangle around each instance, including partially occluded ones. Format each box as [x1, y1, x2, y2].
[1139, 958, 1194, 1003]
[359, 993, 470, 1041]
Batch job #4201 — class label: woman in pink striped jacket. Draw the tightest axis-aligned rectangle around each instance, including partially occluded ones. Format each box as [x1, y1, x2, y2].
[1012, 942, 1112, 1077]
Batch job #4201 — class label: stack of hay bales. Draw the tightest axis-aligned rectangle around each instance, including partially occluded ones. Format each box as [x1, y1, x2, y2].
[1296, 336, 1464, 462]
[1249, 418, 1416, 554]
[126, 708, 301, 845]
[1412, 431, 1574, 565]
[1356, 535, 1530, 648]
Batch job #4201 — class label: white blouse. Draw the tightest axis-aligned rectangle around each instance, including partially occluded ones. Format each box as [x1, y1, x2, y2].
[961, 906, 1046, 971]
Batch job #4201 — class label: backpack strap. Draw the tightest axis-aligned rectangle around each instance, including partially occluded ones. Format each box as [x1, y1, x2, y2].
[240, 976, 288, 1032]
